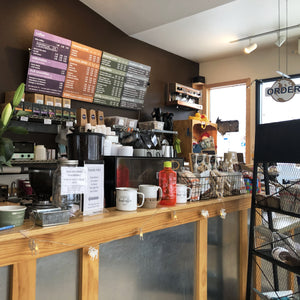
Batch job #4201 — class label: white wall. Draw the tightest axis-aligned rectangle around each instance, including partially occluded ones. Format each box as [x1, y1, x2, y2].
[199, 40, 300, 160]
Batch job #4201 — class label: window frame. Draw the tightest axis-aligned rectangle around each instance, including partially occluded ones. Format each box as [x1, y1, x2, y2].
[205, 78, 251, 164]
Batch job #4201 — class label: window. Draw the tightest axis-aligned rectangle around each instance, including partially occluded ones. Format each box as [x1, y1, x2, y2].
[206, 79, 250, 163]
[257, 74, 300, 125]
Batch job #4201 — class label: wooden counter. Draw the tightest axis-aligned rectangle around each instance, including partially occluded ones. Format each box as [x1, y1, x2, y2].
[0, 194, 251, 300]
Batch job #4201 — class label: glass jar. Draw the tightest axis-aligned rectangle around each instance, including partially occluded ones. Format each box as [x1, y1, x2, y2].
[52, 159, 82, 216]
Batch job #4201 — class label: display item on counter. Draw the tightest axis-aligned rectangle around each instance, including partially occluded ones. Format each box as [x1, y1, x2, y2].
[25, 93, 44, 104]
[159, 161, 177, 206]
[53, 97, 62, 107]
[117, 145, 133, 156]
[62, 98, 71, 108]
[52, 159, 82, 217]
[87, 109, 97, 126]
[115, 187, 145, 211]
[44, 95, 54, 106]
[138, 184, 162, 208]
[176, 184, 192, 204]
[103, 139, 112, 155]
[77, 108, 87, 127]
[177, 170, 200, 201]
[96, 110, 104, 125]
[34, 145, 47, 160]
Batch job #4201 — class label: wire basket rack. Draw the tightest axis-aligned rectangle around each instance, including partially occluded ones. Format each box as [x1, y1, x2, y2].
[178, 171, 246, 201]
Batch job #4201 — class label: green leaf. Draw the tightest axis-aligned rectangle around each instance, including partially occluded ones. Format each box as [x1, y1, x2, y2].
[16, 110, 32, 117]
[1, 103, 12, 126]
[12, 83, 25, 107]
[7, 126, 28, 135]
[0, 137, 14, 163]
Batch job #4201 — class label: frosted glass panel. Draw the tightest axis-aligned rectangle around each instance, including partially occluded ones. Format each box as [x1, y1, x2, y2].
[36, 250, 79, 300]
[0, 266, 9, 300]
[99, 223, 195, 300]
[207, 212, 240, 300]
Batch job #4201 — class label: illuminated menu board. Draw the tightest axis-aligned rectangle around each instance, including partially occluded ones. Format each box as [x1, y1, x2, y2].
[62, 42, 102, 102]
[94, 52, 127, 107]
[25, 30, 151, 110]
[25, 29, 71, 96]
[120, 61, 151, 109]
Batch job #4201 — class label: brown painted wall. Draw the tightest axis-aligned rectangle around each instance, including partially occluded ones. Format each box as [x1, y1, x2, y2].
[0, 0, 199, 121]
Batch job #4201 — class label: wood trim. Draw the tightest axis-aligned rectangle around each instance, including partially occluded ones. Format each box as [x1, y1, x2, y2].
[79, 246, 99, 300]
[205, 78, 252, 164]
[194, 218, 208, 300]
[11, 259, 36, 300]
[239, 209, 248, 300]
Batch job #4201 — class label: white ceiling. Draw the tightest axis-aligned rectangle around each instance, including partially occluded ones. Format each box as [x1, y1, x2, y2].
[80, 0, 300, 63]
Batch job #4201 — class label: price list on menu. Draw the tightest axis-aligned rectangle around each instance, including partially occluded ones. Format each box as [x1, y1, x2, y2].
[62, 42, 102, 102]
[25, 30, 71, 96]
[93, 52, 128, 107]
[120, 61, 151, 109]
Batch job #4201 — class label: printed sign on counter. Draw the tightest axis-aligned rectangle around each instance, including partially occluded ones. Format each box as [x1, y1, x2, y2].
[94, 52, 128, 107]
[83, 164, 104, 215]
[26, 29, 71, 96]
[60, 167, 87, 195]
[62, 41, 102, 102]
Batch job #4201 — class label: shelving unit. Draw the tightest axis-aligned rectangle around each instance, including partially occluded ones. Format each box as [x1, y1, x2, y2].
[166, 82, 203, 110]
[246, 119, 300, 300]
[173, 119, 217, 162]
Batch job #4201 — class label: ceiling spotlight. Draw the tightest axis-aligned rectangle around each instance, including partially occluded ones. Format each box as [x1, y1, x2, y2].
[244, 43, 257, 54]
[275, 35, 286, 47]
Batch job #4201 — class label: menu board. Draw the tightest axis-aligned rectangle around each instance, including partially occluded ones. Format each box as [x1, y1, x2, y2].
[94, 52, 128, 107]
[25, 30, 151, 110]
[25, 29, 71, 96]
[120, 61, 151, 109]
[62, 41, 102, 102]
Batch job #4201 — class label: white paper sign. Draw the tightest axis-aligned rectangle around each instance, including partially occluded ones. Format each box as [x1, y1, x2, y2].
[83, 164, 104, 215]
[60, 166, 87, 195]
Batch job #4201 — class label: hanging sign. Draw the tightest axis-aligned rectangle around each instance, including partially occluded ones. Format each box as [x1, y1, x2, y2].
[265, 78, 300, 102]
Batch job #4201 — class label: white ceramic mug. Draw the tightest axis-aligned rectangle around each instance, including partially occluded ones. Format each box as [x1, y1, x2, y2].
[176, 184, 192, 204]
[116, 187, 145, 211]
[138, 184, 162, 208]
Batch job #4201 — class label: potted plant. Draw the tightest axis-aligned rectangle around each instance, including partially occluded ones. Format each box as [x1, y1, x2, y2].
[0, 83, 28, 167]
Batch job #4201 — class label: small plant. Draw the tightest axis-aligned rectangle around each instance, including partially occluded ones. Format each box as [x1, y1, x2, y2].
[0, 83, 28, 167]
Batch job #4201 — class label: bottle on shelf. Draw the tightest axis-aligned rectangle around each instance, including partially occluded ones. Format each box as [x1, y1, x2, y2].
[159, 161, 177, 206]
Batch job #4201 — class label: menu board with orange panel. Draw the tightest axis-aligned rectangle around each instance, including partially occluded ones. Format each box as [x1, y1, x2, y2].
[62, 42, 102, 102]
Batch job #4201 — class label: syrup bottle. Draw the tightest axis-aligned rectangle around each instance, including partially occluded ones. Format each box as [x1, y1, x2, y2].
[159, 161, 177, 206]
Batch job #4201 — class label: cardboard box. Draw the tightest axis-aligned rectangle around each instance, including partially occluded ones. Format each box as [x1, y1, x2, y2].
[25, 93, 44, 104]
[62, 98, 71, 108]
[55, 107, 63, 120]
[87, 109, 97, 126]
[97, 110, 104, 125]
[53, 97, 62, 107]
[63, 108, 70, 120]
[76, 108, 87, 127]
[5, 91, 25, 103]
[44, 95, 54, 106]
[23, 102, 33, 113]
[69, 108, 76, 122]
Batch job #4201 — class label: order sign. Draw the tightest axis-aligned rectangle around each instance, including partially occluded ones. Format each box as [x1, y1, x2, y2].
[265, 78, 300, 102]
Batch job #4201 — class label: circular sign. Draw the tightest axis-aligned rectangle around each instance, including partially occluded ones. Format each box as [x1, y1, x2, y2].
[270, 78, 295, 102]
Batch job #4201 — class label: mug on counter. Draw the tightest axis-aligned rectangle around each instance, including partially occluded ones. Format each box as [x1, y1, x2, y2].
[176, 184, 192, 204]
[138, 184, 162, 208]
[116, 187, 145, 211]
